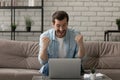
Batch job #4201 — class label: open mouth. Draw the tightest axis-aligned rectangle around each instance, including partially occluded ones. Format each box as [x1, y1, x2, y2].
[56, 30, 66, 37]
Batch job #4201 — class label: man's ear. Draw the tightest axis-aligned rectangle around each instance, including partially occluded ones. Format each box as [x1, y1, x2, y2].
[52, 22, 55, 27]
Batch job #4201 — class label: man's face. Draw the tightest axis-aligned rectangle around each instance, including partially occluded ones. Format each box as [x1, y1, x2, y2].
[53, 18, 68, 38]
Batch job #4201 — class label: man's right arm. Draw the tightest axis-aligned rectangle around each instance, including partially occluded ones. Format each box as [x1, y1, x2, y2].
[39, 37, 50, 64]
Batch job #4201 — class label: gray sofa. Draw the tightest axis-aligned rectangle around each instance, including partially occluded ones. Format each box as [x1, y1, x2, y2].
[83, 41, 120, 80]
[0, 39, 120, 80]
[0, 40, 41, 80]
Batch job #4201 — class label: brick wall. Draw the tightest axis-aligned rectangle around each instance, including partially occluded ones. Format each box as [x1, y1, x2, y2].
[0, 0, 120, 41]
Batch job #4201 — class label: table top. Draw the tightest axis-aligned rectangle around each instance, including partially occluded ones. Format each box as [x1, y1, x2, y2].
[32, 74, 112, 80]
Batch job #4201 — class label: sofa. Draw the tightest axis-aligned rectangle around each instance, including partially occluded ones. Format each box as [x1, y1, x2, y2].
[83, 41, 120, 80]
[0, 39, 120, 80]
[0, 39, 41, 80]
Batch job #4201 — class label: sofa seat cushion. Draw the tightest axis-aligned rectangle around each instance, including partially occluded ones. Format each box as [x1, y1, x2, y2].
[0, 68, 41, 80]
[97, 69, 120, 80]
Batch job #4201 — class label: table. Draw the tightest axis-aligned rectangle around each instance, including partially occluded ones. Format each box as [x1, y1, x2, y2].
[32, 74, 112, 80]
[104, 30, 120, 41]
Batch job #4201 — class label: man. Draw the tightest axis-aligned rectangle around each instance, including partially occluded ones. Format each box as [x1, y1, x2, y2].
[38, 11, 85, 76]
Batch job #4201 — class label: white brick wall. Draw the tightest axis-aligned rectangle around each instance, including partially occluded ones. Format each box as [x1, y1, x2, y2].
[44, 0, 120, 41]
[0, 0, 120, 41]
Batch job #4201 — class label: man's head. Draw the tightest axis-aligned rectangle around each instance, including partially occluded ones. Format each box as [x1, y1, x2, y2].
[52, 11, 69, 38]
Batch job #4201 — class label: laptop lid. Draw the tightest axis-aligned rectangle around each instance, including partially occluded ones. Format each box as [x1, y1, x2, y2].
[49, 58, 81, 79]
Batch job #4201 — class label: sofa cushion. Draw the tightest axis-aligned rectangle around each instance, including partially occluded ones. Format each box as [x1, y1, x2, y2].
[84, 41, 120, 70]
[0, 39, 41, 69]
[98, 42, 120, 69]
[0, 68, 41, 80]
[83, 41, 99, 69]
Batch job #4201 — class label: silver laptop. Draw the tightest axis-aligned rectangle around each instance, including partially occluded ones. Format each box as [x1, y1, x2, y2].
[48, 58, 81, 79]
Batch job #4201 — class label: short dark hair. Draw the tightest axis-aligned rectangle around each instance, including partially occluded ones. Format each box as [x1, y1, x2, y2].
[52, 11, 69, 23]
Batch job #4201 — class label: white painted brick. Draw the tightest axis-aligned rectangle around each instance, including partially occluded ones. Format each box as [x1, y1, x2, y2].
[84, 37, 91, 41]
[44, 16, 51, 21]
[0, 12, 4, 16]
[69, 22, 80, 26]
[0, 0, 120, 41]
[33, 32, 41, 35]
[112, 22, 118, 27]
[74, 7, 89, 11]
[2, 17, 11, 21]
[108, 0, 120, 1]
[44, 7, 57, 11]
[97, 22, 112, 27]
[89, 17, 104, 21]
[69, 12, 81, 16]
[82, 31, 96, 36]
[4, 11, 11, 16]
[105, 17, 117, 21]
[84, 2, 98, 7]
[31, 27, 42, 31]
[58, 7, 73, 11]
[88, 27, 103, 31]
[0, 10, 3, 12]
[34, 12, 41, 16]
[44, 2, 53, 6]
[104, 7, 119, 11]
[97, 12, 112, 16]
[76, 0, 91, 1]
[2, 33, 11, 36]
[81, 22, 96, 27]
[0, 36, 11, 40]
[35, 22, 41, 26]
[28, 36, 39, 41]
[44, 27, 51, 31]
[69, 2, 83, 6]
[64, 0, 79, 1]
[17, 32, 33, 36]
[113, 12, 120, 16]
[74, 17, 89, 21]
[103, 26, 116, 30]
[89, 7, 104, 11]
[99, 2, 112, 6]
[53, 2, 68, 6]
[15, 36, 27, 41]
[78, 27, 88, 31]
[93, 0, 107, 1]
[91, 37, 104, 41]
[96, 32, 104, 36]
[44, 0, 62, 1]
[82, 12, 96, 16]
[0, 33, 4, 36]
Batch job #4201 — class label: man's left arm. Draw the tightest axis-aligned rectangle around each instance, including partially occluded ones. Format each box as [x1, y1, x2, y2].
[75, 34, 85, 58]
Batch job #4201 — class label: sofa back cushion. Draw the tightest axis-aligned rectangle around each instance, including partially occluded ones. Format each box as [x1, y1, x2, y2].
[83, 41, 99, 69]
[84, 41, 120, 69]
[0, 39, 41, 69]
[98, 42, 120, 69]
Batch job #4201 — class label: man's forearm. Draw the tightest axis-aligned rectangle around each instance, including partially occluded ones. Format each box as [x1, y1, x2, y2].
[78, 42, 85, 58]
[39, 37, 50, 62]
[40, 49, 48, 62]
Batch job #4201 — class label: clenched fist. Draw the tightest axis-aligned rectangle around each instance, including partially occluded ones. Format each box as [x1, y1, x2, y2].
[41, 37, 50, 50]
[75, 34, 85, 58]
[75, 34, 83, 45]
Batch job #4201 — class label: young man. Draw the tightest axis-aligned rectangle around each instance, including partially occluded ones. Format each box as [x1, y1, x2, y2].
[38, 11, 85, 76]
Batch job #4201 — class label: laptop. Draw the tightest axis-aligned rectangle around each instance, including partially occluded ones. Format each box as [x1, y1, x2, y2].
[48, 58, 82, 79]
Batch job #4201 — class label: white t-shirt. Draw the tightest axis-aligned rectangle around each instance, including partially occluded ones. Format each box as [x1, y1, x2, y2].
[57, 37, 66, 58]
